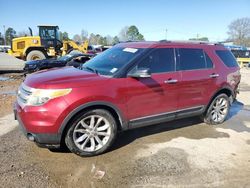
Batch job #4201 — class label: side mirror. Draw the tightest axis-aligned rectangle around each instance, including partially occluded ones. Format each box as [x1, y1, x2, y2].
[128, 67, 151, 78]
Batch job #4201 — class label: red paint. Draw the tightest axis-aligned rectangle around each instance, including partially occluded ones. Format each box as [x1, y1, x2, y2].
[15, 41, 241, 135]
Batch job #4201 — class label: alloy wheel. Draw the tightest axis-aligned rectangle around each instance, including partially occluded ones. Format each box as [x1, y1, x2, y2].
[73, 115, 111, 152]
[210, 97, 229, 123]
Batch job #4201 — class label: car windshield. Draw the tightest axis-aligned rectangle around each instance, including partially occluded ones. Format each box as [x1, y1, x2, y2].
[82, 47, 145, 76]
[57, 54, 72, 61]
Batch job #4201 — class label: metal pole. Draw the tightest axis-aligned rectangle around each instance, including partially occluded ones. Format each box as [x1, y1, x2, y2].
[3, 25, 6, 45]
[196, 33, 199, 40]
[165, 28, 168, 40]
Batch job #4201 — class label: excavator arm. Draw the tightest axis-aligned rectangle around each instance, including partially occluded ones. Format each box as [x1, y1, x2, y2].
[62, 40, 88, 55]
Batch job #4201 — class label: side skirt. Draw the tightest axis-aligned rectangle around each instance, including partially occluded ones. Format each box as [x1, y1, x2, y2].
[128, 106, 205, 129]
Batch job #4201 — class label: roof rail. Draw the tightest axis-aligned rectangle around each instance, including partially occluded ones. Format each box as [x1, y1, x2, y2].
[158, 40, 171, 43]
[119, 40, 144, 43]
[158, 39, 223, 46]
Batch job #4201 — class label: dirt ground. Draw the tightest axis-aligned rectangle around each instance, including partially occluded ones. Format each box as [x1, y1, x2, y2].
[0, 73, 23, 117]
[0, 69, 250, 188]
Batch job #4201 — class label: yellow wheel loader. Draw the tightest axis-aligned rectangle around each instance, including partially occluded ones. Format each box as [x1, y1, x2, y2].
[8, 25, 88, 61]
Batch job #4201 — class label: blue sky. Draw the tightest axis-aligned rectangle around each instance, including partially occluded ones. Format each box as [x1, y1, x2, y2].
[0, 0, 249, 41]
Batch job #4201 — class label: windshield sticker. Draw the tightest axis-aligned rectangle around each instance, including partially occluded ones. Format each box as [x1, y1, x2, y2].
[110, 68, 118, 73]
[123, 48, 138, 53]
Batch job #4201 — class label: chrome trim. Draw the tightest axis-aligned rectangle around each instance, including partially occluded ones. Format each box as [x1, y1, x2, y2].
[17, 83, 34, 108]
[209, 73, 219, 78]
[164, 79, 178, 84]
[130, 105, 204, 122]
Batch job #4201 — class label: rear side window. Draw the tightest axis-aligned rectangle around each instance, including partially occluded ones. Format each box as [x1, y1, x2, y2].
[137, 48, 175, 73]
[177, 48, 206, 70]
[205, 53, 213, 68]
[216, 50, 238, 67]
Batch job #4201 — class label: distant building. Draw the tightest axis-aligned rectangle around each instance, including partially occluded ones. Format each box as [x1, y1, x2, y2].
[219, 41, 248, 50]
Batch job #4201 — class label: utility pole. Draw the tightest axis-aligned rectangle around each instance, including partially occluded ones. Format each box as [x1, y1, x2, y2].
[165, 28, 168, 40]
[3, 25, 6, 45]
[196, 33, 199, 40]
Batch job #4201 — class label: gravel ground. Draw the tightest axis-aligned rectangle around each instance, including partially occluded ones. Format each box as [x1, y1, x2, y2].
[0, 73, 23, 117]
[0, 68, 249, 188]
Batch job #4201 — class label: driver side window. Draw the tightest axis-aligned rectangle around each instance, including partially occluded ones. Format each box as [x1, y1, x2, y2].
[137, 48, 175, 73]
[40, 28, 55, 40]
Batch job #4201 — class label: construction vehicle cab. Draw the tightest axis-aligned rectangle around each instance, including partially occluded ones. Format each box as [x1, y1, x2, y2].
[8, 25, 88, 61]
[39, 25, 62, 53]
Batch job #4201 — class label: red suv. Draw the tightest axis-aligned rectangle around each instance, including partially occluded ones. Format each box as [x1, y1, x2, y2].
[14, 41, 241, 156]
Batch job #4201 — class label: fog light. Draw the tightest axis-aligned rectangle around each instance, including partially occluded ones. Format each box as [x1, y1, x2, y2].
[27, 133, 35, 141]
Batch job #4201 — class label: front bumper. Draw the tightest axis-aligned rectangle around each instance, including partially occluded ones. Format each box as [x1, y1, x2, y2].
[14, 103, 62, 148]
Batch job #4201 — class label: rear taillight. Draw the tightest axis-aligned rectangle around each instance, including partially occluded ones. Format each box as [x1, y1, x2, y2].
[227, 70, 241, 87]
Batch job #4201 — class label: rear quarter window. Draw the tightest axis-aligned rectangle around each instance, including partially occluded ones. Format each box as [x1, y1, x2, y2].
[177, 48, 207, 71]
[216, 50, 239, 67]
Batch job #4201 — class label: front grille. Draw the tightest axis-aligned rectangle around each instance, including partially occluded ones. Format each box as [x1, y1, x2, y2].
[17, 41, 25, 49]
[17, 83, 33, 108]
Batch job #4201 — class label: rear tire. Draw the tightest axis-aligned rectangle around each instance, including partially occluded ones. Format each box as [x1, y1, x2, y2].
[26, 50, 46, 61]
[202, 94, 230, 125]
[65, 109, 117, 157]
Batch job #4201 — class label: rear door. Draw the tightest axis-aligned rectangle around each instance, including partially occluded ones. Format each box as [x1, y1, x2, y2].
[126, 47, 181, 121]
[176, 47, 217, 110]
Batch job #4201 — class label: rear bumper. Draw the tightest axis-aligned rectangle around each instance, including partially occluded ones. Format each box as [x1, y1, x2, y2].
[14, 103, 61, 148]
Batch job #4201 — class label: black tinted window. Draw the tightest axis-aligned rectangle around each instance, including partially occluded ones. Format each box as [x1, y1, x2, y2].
[216, 50, 238, 67]
[205, 53, 213, 68]
[178, 48, 206, 70]
[138, 48, 175, 73]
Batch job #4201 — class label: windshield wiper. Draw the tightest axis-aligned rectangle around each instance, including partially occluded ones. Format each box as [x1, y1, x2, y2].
[82, 66, 99, 75]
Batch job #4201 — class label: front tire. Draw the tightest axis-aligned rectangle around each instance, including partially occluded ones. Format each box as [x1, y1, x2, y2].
[65, 109, 117, 157]
[203, 94, 230, 125]
[26, 50, 46, 61]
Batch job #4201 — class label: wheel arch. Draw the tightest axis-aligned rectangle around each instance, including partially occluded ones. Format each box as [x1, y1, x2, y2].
[25, 46, 47, 57]
[205, 86, 234, 113]
[58, 101, 128, 144]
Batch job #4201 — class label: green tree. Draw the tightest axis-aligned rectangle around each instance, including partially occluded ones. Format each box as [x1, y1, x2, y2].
[88, 33, 96, 45]
[100, 36, 108, 46]
[89, 33, 106, 45]
[189, 37, 209, 42]
[227, 17, 250, 46]
[95, 34, 102, 44]
[59, 31, 69, 41]
[112, 36, 119, 45]
[5, 27, 16, 45]
[105, 35, 113, 45]
[126, 25, 145, 41]
[0, 32, 4, 45]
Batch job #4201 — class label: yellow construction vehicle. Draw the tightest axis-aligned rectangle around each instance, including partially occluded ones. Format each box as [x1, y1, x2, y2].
[8, 25, 88, 61]
[231, 49, 250, 68]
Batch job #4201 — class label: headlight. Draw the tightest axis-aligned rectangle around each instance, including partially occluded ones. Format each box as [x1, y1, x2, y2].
[27, 88, 72, 106]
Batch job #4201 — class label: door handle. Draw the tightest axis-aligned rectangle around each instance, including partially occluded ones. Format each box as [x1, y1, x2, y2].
[164, 79, 178, 84]
[209, 73, 219, 78]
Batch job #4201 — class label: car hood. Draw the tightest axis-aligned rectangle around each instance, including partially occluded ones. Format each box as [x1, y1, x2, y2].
[24, 67, 109, 89]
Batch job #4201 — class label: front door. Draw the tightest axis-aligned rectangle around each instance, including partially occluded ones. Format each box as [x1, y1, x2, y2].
[126, 47, 180, 122]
